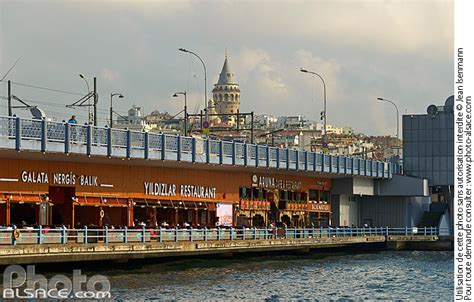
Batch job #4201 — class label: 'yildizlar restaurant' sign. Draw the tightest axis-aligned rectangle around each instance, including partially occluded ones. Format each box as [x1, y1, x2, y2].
[251, 175, 302, 191]
[144, 181, 217, 199]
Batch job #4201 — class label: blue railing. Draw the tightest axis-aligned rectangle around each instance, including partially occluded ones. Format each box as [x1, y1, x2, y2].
[0, 116, 401, 179]
[0, 226, 440, 246]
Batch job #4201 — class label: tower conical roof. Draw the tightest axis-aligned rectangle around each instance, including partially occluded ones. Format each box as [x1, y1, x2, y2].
[217, 52, 235, 85]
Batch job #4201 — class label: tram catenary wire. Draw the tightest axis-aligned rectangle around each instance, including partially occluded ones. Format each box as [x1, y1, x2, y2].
[0, 80, 84, 96]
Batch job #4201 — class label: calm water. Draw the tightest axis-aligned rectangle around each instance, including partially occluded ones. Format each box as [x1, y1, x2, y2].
[95, 251, 453, 301]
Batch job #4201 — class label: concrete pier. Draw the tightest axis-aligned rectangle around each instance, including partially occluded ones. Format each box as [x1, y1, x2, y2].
[0, 235, 444, 265]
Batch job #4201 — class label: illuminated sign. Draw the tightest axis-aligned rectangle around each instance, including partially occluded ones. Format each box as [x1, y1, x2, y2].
[144, 182, 176, 196]
[143, 182, 217, 199]
[251, 175, 302, 191]
[311, 203, 330, 211]
[20, 171, 100, 187]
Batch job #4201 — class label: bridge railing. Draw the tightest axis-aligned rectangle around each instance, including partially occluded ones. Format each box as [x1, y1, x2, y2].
[0, 226, 444, 246]
[0, 115, 402, 179]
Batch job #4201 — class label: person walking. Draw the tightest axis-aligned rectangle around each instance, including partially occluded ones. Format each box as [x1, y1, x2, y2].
[68, 115, 77, 124]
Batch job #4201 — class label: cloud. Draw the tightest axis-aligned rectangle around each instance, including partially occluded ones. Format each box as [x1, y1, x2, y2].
[100, 68, 120, 82]
[0, 1, 453, 135]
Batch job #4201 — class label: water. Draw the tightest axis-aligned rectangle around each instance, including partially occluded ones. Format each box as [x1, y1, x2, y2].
[97, 251, 453, 301]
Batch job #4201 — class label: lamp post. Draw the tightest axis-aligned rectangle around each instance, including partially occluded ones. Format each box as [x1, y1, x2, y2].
[173, 91, 187, 136]
[178, 48, 208, 133]
[110, 93, 124, 128]
[300, 68, 327, 151]
[79, 74, 91, 124]
[377, 97, 400, 156]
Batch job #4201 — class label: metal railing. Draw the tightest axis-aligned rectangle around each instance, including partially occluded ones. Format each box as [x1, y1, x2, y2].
[0, 115, 402, 178]
[0, 226, 441, 246]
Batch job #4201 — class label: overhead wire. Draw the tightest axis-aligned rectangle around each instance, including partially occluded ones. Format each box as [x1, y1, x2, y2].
[0, 80, 84, 96]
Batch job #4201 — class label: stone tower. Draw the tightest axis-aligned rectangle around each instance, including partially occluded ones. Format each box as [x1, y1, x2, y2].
[212, 51, 241, 126]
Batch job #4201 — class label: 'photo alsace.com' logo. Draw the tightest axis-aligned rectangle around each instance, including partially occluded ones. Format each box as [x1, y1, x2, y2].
[2, 265, 111, 299]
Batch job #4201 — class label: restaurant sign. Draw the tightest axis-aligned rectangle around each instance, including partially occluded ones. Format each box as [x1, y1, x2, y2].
[144, 182, 217, 199]
[20, 171, 101, 187]
[251, 175, 302, 191]
[310, 203, 331, 211]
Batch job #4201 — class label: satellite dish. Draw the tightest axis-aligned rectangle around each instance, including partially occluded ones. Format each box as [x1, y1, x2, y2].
[427, 104, 438, 118]
[30, 107, 46, 119]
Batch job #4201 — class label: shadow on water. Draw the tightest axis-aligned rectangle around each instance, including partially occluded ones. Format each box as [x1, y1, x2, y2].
[20, 244, 386, 276]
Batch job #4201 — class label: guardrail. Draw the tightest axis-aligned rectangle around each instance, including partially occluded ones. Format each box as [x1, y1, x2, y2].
[0, 226, 441, 246]
[0, 116, 402, 178]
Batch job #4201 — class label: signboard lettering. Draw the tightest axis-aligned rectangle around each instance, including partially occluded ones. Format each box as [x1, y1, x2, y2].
[251, 175, 302, 191]
[20, 171, 100, 187]
[143, 182, 217, 199]
[144, 182, 177, 196]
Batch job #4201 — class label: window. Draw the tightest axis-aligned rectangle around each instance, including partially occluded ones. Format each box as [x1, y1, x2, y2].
[309, 189, 318, 201]
[252, 188, 259, 200]
[320, 190, 330, 203]
[301, 192, 307, 202]
[239, 187, 249, 199]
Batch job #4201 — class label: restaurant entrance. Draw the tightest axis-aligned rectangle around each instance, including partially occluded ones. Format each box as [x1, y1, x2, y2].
[49, 186, 75, 227]
[10, 203, 37, 226]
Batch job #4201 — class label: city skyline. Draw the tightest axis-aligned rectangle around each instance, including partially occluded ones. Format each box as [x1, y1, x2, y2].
[0, 1, 453, 136]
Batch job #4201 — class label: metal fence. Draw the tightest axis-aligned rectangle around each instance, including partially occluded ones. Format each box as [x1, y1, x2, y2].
[0, 116, 402, 179]
[0, 226, 441, 246]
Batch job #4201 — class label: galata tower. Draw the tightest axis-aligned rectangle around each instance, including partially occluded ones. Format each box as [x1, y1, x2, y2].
[212, 51, 241, 126]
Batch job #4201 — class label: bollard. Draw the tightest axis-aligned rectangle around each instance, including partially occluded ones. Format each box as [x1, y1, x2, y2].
[38, 225, 43, 244]
[123, 226, 128, 243]
[142, 226, 146, 243]
[62, 226, 67, 244]
[159, 227, 163, 242]
[84, 226, 88, 244]
[104, 226, 109, 244]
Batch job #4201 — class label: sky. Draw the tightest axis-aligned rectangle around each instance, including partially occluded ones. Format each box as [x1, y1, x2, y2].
[0, 0, 454, 136]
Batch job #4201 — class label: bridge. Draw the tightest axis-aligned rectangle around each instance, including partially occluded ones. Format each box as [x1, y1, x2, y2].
[0, 226, 448, 265]
[0, 115, 400, 179]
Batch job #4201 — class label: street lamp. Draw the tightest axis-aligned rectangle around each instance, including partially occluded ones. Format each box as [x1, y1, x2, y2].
[377, 97, 400, 156]
[173, 91, 187, 136]
[178, 48, 208, 133]
[79, 74, 91, 124]
[300, 68, 327, 151]
[110, 93, 124, 128]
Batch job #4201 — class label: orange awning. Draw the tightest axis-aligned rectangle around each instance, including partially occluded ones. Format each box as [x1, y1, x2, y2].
[3, 192, 45, 204]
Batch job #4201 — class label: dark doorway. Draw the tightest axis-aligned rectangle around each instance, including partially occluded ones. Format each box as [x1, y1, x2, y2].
[10, 203, 37, 226]
[269, 201, 280, 223]
[252, 214, 265, 227]
[49, 186, 75, 227]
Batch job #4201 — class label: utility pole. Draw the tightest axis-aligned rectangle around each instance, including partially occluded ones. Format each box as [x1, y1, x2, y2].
[251, 111, 254, 144]
[7, 80, 12, 116]
[93, 77, 98, 126]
